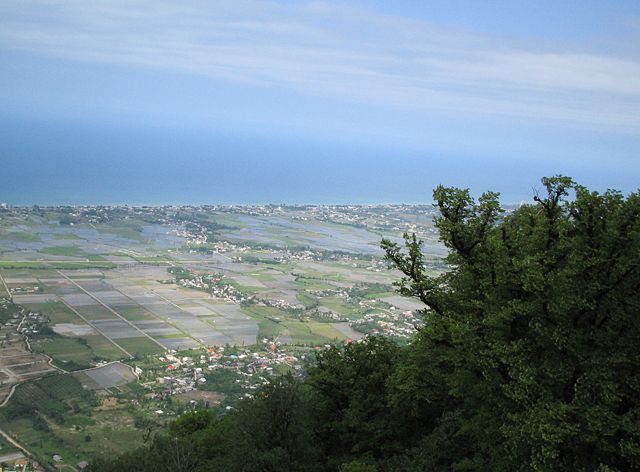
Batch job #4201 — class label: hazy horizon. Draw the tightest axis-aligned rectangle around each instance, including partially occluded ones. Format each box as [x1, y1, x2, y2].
[1, 1, 639, 204]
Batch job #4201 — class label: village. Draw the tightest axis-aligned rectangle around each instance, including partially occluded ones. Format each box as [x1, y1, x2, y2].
[135, 337, 307, 413]
[172, 269, 304, 311]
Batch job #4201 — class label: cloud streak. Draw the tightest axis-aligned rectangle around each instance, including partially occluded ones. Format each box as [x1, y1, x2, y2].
[1, 0, 639, 132]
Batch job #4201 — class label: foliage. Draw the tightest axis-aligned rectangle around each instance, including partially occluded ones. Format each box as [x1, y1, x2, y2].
[380, 176, 640, 471]
[0, 299, 22, 323]
[167, 266, 191, 282]
[2, 374, 96, 423]
[307, 337, 400, 468]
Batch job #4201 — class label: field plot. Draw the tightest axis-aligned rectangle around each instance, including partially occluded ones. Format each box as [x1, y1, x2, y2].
[73, 362, 136, 391]
[24, 301, 79, 324]
[112, 337, 164, 356]
[74, 304, 119, 321]
[381, 295, 427, 311]
[1, 206, 444, 361]
[108, 273, 259, 346]
[110, 304, 158, 321]
[11, 293, 57, 304]
[52, 323, 96, 336]
[62, 293, 97, 306]
[83, 335, 129, 359]
[0, 348, 57, 404]
[39, 278, 83, 295]
[91, 319, 142, 339]
[31, 336, 100, 368]
[330, 322, 365, 340]
[129, 320, 181, 336]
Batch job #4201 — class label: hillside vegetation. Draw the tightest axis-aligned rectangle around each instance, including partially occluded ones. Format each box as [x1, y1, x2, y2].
[89, 177, 640, 471]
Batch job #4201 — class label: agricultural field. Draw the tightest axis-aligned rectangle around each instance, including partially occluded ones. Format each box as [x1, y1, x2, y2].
[0, 204, 446, 467]
[72, 362, 137, 391]
[0, 372, 151, 469]
[0, 205, 444, 357]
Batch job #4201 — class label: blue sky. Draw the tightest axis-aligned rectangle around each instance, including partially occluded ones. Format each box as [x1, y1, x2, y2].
[0, 1, 639, 204]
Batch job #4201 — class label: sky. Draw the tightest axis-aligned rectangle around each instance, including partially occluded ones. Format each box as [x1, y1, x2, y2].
[0, 0, 639, 204]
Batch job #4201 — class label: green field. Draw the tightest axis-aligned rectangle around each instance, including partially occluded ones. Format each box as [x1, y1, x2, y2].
[242, 305, 344, 345]
[0, 435, 19, 456]
[247, 270, 275, 282]
[25, 301, 79, 324]
[54, 233, 82, 240]
[84, 335, 127, 360]
[318, 297, 362, 317]
[0, 268, 55, 279]
[2, 231, 40, 242]
[280, 319, 346, 344]
[30, 332, 124, 369]
[306, 321, 348, 340]
[0, 374, 145, 468]
[296, 292, 318, 309]
[31, 336, 97, 369]
[293, 276, 336, 290]
[76, 305, 120, 321]
[40, 246, 83, 257]
[0, 261, 116, 269]
[116, 337, 164, 358]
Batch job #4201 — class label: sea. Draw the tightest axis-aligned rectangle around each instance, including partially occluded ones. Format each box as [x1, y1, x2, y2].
[0, 118, 630, 207]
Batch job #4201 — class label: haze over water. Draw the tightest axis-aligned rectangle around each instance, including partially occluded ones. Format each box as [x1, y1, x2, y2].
[1, 1, 639, 204]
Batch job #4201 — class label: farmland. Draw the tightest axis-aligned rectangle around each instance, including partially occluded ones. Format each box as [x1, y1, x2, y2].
[0, 204, 445, 468]
[0, 371, 148, 469]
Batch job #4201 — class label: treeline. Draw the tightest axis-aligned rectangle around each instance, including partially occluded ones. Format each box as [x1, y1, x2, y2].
[89, 177, 640, 471]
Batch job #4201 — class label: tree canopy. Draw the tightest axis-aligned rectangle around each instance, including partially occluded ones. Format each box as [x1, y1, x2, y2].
[90, 177, 640, 471]
[381, 176, 640, 470]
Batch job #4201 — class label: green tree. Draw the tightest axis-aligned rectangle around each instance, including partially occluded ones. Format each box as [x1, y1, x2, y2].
[227, 374, 322, 472]
[307, 337, 400, 468]
[33, 414, 50, 432]
[382, 176, 640, 471]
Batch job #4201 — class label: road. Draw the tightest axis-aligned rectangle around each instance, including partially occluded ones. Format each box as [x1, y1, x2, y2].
[0, 271, 11, 300]
[0, 427, 32, 466]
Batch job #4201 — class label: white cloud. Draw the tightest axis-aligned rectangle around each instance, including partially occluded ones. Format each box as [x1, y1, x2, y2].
[1, 0, 639, 132]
